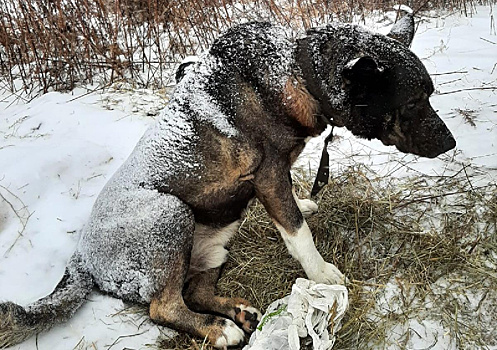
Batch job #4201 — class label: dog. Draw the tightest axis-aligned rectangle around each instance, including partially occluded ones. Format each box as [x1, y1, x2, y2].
[0, 14, 455, 349]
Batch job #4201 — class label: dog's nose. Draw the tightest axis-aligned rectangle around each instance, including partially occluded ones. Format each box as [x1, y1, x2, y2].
[442, 134, 456, 152]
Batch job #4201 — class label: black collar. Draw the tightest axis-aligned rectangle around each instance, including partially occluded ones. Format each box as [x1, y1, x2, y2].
[296, 37, 337, 197]
[310, 126, 334, 197]
[295, 37, 343, 128]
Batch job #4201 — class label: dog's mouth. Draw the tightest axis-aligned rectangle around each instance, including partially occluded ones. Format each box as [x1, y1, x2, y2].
[379, 114, 456, 158]
[384, 129, 456, 158]
[410, 133, 456, 158]
[377, 102, 457, 159]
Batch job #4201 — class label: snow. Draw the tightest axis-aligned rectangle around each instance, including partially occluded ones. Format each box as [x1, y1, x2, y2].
[0, 91, 164, 348]
[393, 5, 414, 14]
[173, 53, 239, 137]
[1, 6, 496, 350]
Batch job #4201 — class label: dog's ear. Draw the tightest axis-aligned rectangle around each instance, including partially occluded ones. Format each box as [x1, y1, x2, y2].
[387, 13, 415, 47]
[342, 56, 382, 85]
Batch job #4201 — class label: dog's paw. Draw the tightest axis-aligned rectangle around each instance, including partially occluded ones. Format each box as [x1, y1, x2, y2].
[234, 304, 262, 333]
[298, 198, 319, 218]
[310, 262, 347, 285]
[214, 319, 245, 349]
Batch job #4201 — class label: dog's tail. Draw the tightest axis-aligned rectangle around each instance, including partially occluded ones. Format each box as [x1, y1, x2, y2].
[0, 252, 93, 348]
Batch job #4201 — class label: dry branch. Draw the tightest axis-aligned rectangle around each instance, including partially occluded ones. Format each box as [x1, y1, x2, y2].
[1, 0, 492, 97]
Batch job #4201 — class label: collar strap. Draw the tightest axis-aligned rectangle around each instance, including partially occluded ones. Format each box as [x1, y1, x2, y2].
[295, 38, 335, 197]
[295, 38, 342, 128]
[310, 126, 334, 197]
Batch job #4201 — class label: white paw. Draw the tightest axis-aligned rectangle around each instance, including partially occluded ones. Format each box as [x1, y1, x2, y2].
[237, 304, 262, 321]
[235, 304, 262, 332]
[310, 262, 346, 285]
[298, 198, 319, 217]
[214, 319, 245, 349]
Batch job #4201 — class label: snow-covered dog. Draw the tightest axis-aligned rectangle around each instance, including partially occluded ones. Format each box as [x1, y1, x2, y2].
[0, 14, 455, 349]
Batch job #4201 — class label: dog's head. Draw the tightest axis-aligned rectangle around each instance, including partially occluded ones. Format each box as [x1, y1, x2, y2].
[298, 15, 456, 158]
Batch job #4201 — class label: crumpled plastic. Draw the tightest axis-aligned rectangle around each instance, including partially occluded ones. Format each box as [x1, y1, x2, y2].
[243, 278, 348, 350]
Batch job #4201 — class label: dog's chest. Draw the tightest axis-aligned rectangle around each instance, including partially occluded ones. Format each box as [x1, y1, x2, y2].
[190, 180, 255, 225]
[168, 135, 260, 225]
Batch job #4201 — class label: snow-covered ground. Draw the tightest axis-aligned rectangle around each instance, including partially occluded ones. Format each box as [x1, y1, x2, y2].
[1, 6, 496, 350]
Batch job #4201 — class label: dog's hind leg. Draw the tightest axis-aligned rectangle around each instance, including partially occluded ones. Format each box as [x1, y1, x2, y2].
[183, 268, 262, 333]
[82, 189, 244, 348]
[142, 208, 244, 348]
[184, 222, 262, 333]
[150, 265, 245, 348]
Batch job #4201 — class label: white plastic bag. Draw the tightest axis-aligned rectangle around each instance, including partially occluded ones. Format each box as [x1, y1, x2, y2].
[244, 278, 348, 350]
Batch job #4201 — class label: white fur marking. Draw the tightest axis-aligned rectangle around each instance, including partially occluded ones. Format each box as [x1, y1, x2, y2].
[214, 319, 245, 348]
[393, 4, 413, 14]
[275, 221, 345, 285]
[292, 188, 318, 217]
[181, 55, 199, 65]
[189, 221, 240, 274]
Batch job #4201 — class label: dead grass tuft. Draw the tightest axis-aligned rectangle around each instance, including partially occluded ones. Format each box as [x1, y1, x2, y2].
[159, 164, 497, 349]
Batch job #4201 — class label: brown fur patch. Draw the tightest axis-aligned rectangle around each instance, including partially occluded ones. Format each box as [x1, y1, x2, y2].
[150, 287, 231, 345]
[239, 83, 265, 116]
[283, 77, 319, 134]
[184, 269, 258, 333]
[254, 167, 304, 235]
[202, 136, 258, 196]
[289, 142, 306, 165]
[0, 302, 45, 348]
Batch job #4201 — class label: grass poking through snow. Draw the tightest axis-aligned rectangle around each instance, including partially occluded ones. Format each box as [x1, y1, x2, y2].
[159, 164, 496, 349]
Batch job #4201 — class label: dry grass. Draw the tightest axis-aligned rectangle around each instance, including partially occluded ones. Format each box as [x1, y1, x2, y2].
[159, 164, 496, 349]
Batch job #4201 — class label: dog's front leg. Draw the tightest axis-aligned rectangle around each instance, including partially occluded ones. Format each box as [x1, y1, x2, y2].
[255, 168, 345, 285]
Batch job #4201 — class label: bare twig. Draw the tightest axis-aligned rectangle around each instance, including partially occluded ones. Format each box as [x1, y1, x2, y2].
[437, 86, 497, 95]
[480, 37, 497, 45]
[0, 183, 32, 255]
[431, 70, 468, 76]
